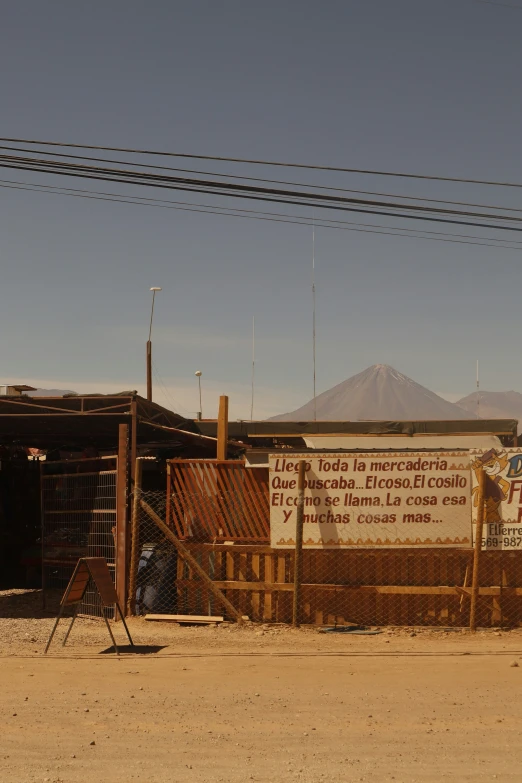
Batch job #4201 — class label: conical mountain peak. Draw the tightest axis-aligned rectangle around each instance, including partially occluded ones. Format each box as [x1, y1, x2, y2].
[269, 365, 476, 422]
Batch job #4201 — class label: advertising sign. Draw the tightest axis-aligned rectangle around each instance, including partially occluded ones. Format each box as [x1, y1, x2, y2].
[470, 448, 522, 550]
[269, 452, 472, 549]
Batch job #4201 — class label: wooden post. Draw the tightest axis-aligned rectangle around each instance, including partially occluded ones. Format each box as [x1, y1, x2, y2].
[130, 399, 138, 481]
[217, 395, 229, 461]
[292, 460, 306, 627]
[140, 498, 245, 624]
[116, 424, 129, 617]
[127, 458, 143, 616]
[470, 467, 486, 632]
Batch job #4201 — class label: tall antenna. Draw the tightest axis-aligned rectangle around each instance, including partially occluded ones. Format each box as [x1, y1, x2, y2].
[312, 223, 317, 421]
[251, 315, 255, 421]
[476, 359, 480, 419]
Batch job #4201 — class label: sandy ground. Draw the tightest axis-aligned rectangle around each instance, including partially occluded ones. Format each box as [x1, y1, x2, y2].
[1, 590, 522, 783]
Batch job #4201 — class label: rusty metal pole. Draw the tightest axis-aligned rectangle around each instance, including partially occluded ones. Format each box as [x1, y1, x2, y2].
[470, 467, 486, 632]
[147, 287, 161, 402]
[127, 457, 143, 616]
[292, 460, 306, 627]
[146, 341, 152, 402]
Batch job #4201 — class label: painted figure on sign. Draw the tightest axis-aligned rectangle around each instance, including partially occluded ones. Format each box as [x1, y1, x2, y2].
[471, 449, 509, 523]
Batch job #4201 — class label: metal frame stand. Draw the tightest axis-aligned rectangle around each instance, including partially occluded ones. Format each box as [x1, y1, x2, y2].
[44, 558, 135, 655]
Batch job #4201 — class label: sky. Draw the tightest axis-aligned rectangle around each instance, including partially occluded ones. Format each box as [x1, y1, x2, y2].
[1, 0, 521, 419]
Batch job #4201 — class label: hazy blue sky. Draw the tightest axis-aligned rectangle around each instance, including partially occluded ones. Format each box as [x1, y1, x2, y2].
[1, 0, 521, 418]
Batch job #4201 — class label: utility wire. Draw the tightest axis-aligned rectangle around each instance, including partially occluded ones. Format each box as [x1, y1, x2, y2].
[3, 176, 522, 244]
[1, 154, 521, 232]
[4, 150, 520, 221]
[0, 143, 519, 214]
[1, 136, 522, 188]
[2, 177, 522, 250]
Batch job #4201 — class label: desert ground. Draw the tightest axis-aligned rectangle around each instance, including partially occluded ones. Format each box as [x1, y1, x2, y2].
[1, 589, 521, 783]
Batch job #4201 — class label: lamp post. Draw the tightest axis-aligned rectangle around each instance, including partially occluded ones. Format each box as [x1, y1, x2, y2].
[147, 287, 162, 402]
[195, 370, 202, 420]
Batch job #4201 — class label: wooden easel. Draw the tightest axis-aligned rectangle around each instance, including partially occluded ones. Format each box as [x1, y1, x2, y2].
[44, 557, 134, 654]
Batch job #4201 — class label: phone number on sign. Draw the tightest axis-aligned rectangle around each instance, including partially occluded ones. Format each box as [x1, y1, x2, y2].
[481, 537, 522, 549]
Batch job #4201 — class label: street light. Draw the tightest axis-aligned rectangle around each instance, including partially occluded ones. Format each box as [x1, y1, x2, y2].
[147, 287, 162, 402]
[195, 370, 202, 420]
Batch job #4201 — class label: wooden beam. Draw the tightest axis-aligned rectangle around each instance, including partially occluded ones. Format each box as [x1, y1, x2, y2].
[292, 460, 306, 627]
[217, 395, 229, 460]
[139, 498, 245, 624]
[116, 424, 129, 615]
[470, 467, 486, 632]
[174, 580, 516, 596]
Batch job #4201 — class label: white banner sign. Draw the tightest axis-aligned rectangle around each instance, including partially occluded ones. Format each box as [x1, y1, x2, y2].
[471, 448, 522, 550]
[269, 452, 472, 549]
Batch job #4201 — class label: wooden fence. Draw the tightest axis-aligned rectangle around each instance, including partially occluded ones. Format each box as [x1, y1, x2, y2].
[152, 459, 522, 627]
[167, 460, 269, 542]
[174, 543, 522, 627]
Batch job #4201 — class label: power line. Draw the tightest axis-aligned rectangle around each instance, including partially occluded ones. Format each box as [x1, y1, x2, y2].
[7, 150, 520, 221]
[1, 135, 522, 189]
[3, 175, 521, 243]
[3, 176, 522, 250]
[1, 143, 519, 214]
[1, 153, 521, 233]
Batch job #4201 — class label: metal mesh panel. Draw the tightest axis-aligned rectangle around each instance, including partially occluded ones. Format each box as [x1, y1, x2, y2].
[41, 457, 117, 617]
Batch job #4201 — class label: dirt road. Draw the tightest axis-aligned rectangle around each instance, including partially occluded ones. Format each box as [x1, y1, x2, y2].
[1, 592, 522, 782]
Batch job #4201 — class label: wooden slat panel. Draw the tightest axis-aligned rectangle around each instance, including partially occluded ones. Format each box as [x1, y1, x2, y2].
[224, 465, 257, 540]
[167, 460, 269, 543]
[172, 539, 522, 627]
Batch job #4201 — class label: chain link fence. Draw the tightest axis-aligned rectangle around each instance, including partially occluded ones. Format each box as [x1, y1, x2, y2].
[127, 460, 522, 629]
[42, 456, 117, 618]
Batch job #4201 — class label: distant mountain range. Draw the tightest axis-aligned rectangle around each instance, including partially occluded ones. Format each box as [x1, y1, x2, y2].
[270, 365, 477, 421]
[31, 388, 77, 397]
[457, 391, 522, 432]
[24, 378, 522, 431]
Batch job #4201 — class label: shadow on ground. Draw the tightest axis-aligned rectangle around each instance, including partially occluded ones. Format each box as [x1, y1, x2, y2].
[99, 645, 167, 655]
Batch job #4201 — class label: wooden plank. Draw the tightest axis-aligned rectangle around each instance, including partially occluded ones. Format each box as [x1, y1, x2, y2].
[145, 614, 224, 623]
[174, 581, 512, 596]
[470, 467, 486, 631]
[116, 424, 129, 614]
[85, 558, 119, 606]
[191, 544, 275, 554]
[130, 400, 137, 482]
